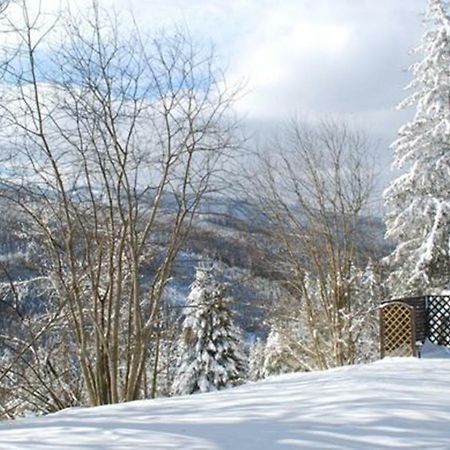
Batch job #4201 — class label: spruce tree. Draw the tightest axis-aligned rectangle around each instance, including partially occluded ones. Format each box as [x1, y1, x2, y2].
[172, 267, 246, 395]
[349, 261, 384, 363]
[262, 326, 300, 377]
[384, 0, 450, 296]
[248, 338, 265, 381]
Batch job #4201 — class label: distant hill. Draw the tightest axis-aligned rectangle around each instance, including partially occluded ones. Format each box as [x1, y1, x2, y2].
[0, 194, 392, 337]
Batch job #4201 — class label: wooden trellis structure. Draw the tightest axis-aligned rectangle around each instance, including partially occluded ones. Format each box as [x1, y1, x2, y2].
[380, 302, 417, 357]
[380, 295, 450, 358]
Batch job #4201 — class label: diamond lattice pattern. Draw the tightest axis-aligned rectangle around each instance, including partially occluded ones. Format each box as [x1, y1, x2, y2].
[428, 295, 450, 347]
[382, 303, 414, 357]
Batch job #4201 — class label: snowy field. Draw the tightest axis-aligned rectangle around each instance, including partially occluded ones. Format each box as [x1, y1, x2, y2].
[1, 355, 450, 449]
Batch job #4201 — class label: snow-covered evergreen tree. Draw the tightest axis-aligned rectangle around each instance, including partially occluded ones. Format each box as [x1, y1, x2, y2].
[348, 260, 384, 363]
[262, 326, 300, 377]
[248, 338, 265, 381]
[361, 259, 385, 304]
[172, 267, 246, 395]
[384, 0, 450, 296]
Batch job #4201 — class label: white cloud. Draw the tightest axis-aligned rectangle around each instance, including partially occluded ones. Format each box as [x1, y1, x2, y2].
[4, 0, 428, 156]
[224, 0, 425, 121]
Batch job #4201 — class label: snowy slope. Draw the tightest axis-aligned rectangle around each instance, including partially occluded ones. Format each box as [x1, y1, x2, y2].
[1, 358, 450, 449]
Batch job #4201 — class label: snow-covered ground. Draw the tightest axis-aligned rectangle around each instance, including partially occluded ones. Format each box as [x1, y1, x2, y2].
[1, 356, 450, 449]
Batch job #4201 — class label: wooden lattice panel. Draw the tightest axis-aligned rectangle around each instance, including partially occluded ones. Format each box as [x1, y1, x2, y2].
[427, 295, 450, 347]
[380, 302, 416, 358]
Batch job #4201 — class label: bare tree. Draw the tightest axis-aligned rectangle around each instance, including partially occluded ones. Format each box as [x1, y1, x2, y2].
[0, 274, 81, 417]
[249, 118, 381, 369]
[0, 0, 10, 16]
[0, 1, 240, 408]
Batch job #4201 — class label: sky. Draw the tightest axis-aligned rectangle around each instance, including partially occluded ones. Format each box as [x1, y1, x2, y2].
[88, 0, 426, 173]
[10, 0, 429, 176]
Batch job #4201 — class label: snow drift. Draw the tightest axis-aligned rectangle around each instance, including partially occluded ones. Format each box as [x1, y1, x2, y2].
[1, 357, 450, 449]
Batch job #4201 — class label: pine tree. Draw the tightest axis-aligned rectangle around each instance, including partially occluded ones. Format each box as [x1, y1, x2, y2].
[384, 0, 450, 296]
[349, 260, 384, 363]
[248, 338, 265, 381]
[262, 326, 300, 377]
[172, 267, 246, 395]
